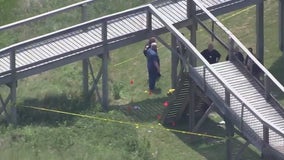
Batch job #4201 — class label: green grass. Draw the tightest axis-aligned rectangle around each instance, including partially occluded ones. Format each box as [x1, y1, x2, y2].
[0, 0, 283, 159]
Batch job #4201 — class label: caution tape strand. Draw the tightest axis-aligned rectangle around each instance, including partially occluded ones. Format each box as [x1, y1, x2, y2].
[22, 105, 225, 140]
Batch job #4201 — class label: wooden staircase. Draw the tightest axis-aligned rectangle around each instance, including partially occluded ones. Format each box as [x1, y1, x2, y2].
[161, 73, 211, 125]
[161, 73, 191, 124]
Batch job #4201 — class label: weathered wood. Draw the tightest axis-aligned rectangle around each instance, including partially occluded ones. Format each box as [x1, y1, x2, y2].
[192, 103, 214, 132]
[280, 0, 284, 52]
[171, 34, 178, 88]
[256, 0, 264, 64]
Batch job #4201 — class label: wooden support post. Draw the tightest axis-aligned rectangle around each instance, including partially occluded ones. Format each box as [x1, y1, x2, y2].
[225, 117, 234, 160]
[102, 52, 109, 111]
[279, 0, 284, 52]
[192, 103, 214, 132]
[235, 141, 250, 160]
[256, 0, 264, 63]
[102, 21, 109, 112]
[261, 126, 269, 160]
[224, 88, 233, 160]
[188, 78, 196, 132]
[146, 10, 152, 35]
[81, 4, 89, 102]
[82, 60, 89, 101]
[10, 50, 17, 125]
[171, 34, 178, 88]
[188, 0, 197, 67]
[211, 21, 215, 42]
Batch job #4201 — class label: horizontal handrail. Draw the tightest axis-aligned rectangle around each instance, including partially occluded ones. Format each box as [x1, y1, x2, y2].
[193, 0, 284, 92]
[0, 4, 149, 54]
[0, 0, 95, 32]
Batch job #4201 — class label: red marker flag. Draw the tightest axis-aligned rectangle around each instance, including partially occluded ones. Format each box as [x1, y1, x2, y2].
[130, 80, 134, 85]
[163, 101, 169, 107]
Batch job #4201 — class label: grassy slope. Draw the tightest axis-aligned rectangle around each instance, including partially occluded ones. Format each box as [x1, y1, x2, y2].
[0, 0, 282, 160]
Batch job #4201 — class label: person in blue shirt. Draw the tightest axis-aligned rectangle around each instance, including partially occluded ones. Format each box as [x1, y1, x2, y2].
[146, 42, 160, 91]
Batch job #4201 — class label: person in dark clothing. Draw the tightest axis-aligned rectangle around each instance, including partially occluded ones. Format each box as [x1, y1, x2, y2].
[143, 37, 156, 56]
[146, 43, 160, 91]
[201, 43, 221, 64]
[245, 48, 261, 78]
[226, 47, 244, 63]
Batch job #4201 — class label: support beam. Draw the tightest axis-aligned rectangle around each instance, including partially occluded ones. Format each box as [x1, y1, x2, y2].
[256, 0, 264, 64]
[88, 64, 103, 99]
[0, 93, 11, 121]
[102, 21, 109, 112]
[171, 34, 179, 88]
[192, 103, 214, 132]
[189, 0, 197, 67]
[235, 141, 250, 160]
[10, 50, 17, 125]
[280, 0, 284, 52]
[188, 78, 196, 132]
[82, 59, 89, 100]
[81, 3, 90, 103]
[102, 52, 109, 111]
[225, 117, 234, 160]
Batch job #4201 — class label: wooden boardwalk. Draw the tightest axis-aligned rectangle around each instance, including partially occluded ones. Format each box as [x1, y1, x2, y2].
[0, 0, 256, 84]
[1, 0, 284, 159]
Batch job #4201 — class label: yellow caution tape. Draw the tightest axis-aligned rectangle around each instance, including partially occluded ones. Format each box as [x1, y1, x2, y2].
[22, 105, 225, 140]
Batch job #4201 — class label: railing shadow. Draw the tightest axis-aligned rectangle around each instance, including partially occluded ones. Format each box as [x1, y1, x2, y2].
[169, 116, 261, 159]
[16, 92, 89, 126]
[269, 55, 284, 102]
[110, 96, 167, 123]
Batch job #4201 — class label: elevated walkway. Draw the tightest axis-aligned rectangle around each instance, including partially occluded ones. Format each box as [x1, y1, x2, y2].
[0, 0, 259, 84]
[1, 0, 283, 159]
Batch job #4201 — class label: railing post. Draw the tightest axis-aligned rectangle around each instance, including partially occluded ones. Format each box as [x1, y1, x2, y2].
[225, 89, 230, 107]
[228, 37, 234, 61]
[146, 10, 152, 34]
[264, 74, 271, 100]
[240, 103, 244, 131]
[203, 66, 206, 91]
[263, 125, 269, 144]
[10, 50, 17, 125]
[211, 21, 215, 42]
[101, 21, 109, 112]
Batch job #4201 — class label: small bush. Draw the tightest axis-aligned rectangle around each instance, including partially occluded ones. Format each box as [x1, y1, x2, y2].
[112, 82, 124, 100]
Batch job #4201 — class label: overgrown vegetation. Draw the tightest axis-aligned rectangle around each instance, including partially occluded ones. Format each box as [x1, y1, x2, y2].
[0, 0, 282, 159]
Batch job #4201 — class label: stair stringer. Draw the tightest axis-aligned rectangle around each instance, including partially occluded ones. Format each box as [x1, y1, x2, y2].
[188, 67, 265, 152]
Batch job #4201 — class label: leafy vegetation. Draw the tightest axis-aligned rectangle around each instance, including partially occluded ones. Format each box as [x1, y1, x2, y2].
[0, 0, 282, 159]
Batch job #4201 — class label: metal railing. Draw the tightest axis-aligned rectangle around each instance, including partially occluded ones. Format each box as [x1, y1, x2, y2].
[148, 1, 284, 153]
[0, 0, 95, 49]
[0, 0, 95, 32]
